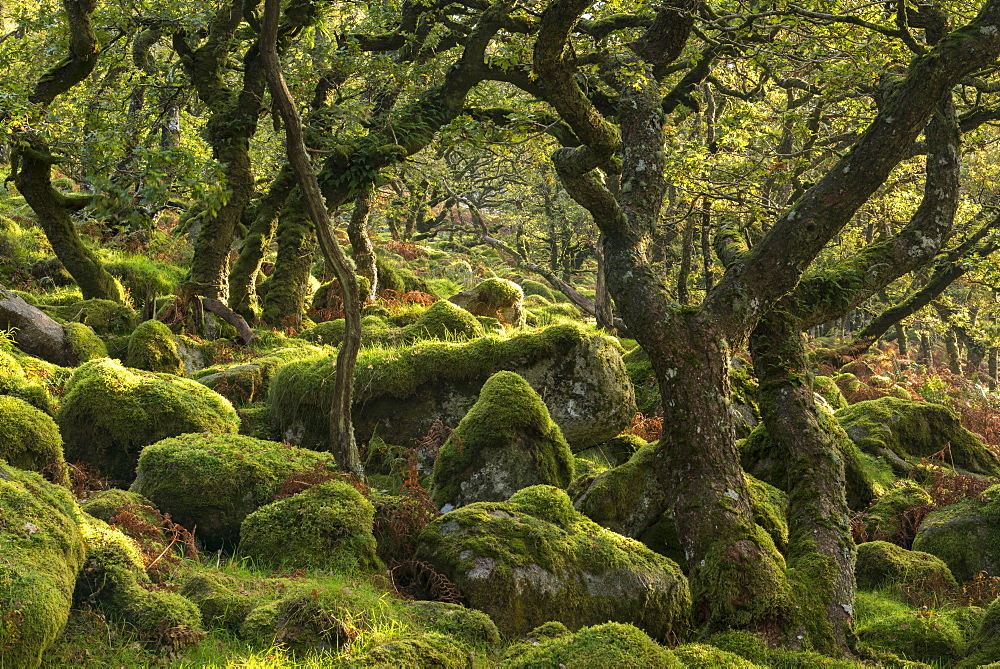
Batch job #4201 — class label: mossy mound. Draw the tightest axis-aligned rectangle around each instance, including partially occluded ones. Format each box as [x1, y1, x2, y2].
[911, 485, 1000, 583]
[836, 397, 1000, 477]
[0, 350, 53, 414]
[813, 374, 849, 411]
[0, 463, 87, 668]
[64, 322, 109, 363]
[354, 632, 471, 667]
[519, 279, 557, 302]
[239, 480, 382, 573]
[862, 484, 933, 543]
[414, 486, 691, 639]
[125, 319, 184, 375]
[131, 433, 337, 548]
[106, 258, 182, 309]
[431, 372, 574, 509]
[376, 254, 430, 294]
[400, 600, 501, 647]
[76, 518, 202, 637]
[272, 323, 635, 452]
[857, 608, 968, 665]
[672, 643, 764, 668]
[57, 359, 240, 482]
[740, 402, 894, 511]
[298, 316, 389, 346]
[42, 299, 137, 336]
[448, 277, 525, 327]
[403, 299, 483, 341]
[503, 622, 681, 668]
[178, 572, 252, 633]
[0, 395, 69, 485]
[855, 541, 957, 590]
[79, 489, 156, 524]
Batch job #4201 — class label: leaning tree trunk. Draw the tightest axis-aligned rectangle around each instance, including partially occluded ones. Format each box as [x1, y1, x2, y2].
[10, 0, 123, 303]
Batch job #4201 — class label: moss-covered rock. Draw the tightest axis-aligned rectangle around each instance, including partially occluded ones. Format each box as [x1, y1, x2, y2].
[740, 402, 894, 511]
[63, 322, 108, 363]
[577, 434, 646, 468]
[519, 279, 557, 302]
[911, 485, 1000, 583]
[239, 480, 382, 573]
[448, 277, 525, 327]
[672, 643, 764, 668]
[106, 258, 182, 309]
[855, 541, 957, 590]
[272, 323, 635, 452]
[79, 489, 155, 524]
[813, 375, 849, 412]
[193, 344, 326, 406]
[403, 299, 483, 341]
[503, 622, 681, 668]
[836, 397, 1000, 477]
[76, 516, 202, 637]
[862, 484, 933, 543]
[857, 608, 967, 665]
[178, 572, 252, 633]
[0, 350, 53, 414]
[0, 396, 69, 485]
[57, 359, 240, 482]
[131, 433, 337, 548]
[400, 600, 501, 647]
[354, 632, 471, 667]
[414, 486, 690, 640]
[43, 299, 136, 336]
[125, 319, 184, 375]
[0, 462, 86, 668]
[431, 373, 574, 510]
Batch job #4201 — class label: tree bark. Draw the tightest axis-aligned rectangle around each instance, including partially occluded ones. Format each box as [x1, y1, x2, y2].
[260, 0, 362, 474]
[347, 187, 378, 302]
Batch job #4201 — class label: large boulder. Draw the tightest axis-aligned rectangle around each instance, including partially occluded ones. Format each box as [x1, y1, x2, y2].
[835, 397, 1000, 477]
[0, 349, 53, 413]
[270, 323, 635, 452]
[413, 485, 691, 640]
[239, 480, 382, 572]
[911, 484, 1000, 583]
[125, 319, 184, 375]
[431, 371, 573, 510]
[860, 484, 933, 544]
[0, 462, 87, 668]
[448, 277, 524, 327]
[131, 433, 337, 548]
[57, 359, 240, 482]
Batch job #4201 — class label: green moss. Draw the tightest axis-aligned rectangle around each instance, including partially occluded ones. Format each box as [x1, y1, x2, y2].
[704, 630, 772, 664]
[855, 541, 957, 590]
[402, 299, 483, 341]
[76, 519, 202, 637]
[510, 485, 581, 527]
[0, 351, 53, 414]
[376, 254, 429, 294]
[503, 622, 681, 668]
[80, 489, 155, 524]
[0, 396, 69, 485]
[131, 433, 337, 548]
[961, 595, 1000, 668]
[355, 632, 471, 667]
[178, 572, 252, 633]
[124, 319, 184, 375]
[622, 345, 660, 415]
[910, 487, 1000, 583]
[431, 371, 574, 509]
[862, 484, 933, 542]
[857, 608, 966, 664]
[836, 397, 1000, 477]
[813, 375, 849, 411]
[401, 600, 501, 647]
[0, 463, 87, 667]
[43, 299, 137, 336]
[414, 492, 691, 640]
[520, 279, 557, 302]
[745, 474, 789, 555]
[105, 257, 182, 308]
[240, 480, 382, 573]
[64, 322, 109, 363]
[194, 344, 327, 406]
[57, 359, 239, 482]
[577, 434, 646, 467]
[672, 643, 764, 668]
